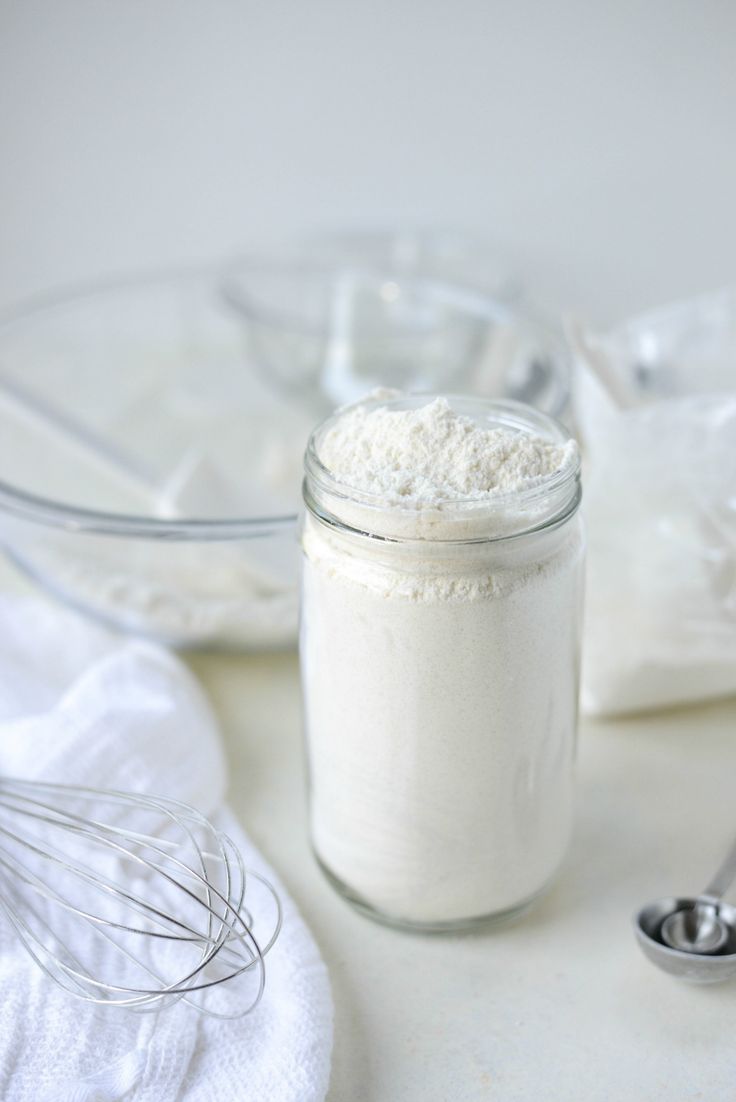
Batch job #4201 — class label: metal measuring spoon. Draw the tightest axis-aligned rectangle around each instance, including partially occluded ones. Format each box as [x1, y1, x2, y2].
[634, 835, 736, 983]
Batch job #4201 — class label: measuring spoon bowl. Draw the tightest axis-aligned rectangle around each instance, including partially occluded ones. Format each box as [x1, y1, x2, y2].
[634, 897, 736, 983]
[661, 899, 730, 954]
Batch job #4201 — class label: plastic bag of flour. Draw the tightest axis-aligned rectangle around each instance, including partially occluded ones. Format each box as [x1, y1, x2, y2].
[571, 288, 736, 716]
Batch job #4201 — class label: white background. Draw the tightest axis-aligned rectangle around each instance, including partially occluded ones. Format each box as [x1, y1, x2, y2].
[1, 0, 735, 324]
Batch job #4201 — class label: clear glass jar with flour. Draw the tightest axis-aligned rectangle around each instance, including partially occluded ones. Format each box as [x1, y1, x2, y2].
[300, 393, 583, 929]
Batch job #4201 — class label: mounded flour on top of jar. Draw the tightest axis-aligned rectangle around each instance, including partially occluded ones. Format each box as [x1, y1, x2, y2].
[300, 393, 583, 927]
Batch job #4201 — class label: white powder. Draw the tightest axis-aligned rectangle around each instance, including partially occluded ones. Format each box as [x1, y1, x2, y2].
[574, 341, 736, 716]
[29, 540, 298, 650]
[318, 395, 577, 505]
[301, 395, 583, 927]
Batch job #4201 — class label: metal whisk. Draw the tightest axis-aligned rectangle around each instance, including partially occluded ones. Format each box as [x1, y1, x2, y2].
[0, 777, 281, 1016]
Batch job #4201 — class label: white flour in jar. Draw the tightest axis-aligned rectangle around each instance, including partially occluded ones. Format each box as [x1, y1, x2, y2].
[301, 396, 582, 925]
[316, 395, 576, 504]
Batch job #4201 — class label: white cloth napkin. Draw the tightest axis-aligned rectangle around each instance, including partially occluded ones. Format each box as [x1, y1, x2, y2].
[0, 596, 333, 1102]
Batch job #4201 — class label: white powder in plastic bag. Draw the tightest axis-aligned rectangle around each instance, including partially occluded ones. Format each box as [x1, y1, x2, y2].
[573, 308, 736, 716]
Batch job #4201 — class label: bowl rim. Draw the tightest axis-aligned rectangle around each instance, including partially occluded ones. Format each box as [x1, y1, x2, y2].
[0, 261, 226, 330]
[0, 478, 298, 539]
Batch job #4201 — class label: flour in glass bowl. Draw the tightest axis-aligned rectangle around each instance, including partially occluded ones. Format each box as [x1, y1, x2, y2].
[300, 393, 584, 927]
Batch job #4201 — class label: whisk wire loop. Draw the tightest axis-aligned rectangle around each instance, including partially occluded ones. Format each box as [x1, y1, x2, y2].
[0, 777, 281, 1016]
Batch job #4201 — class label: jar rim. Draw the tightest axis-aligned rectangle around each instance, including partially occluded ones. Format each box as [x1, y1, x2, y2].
[303, 393, 581, 543]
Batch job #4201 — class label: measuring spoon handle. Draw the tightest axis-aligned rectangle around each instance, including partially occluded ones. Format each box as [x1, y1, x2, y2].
[704, 834, 736, 900]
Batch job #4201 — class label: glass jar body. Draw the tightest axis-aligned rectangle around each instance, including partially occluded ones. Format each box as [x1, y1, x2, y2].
[300, 501, 584, 930]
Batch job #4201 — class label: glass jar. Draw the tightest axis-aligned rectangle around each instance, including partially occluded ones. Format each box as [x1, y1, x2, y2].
[300, 395, 584, 930]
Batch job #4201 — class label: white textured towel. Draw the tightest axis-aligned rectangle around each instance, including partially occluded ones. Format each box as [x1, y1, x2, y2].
[0, 596, 333, 1102]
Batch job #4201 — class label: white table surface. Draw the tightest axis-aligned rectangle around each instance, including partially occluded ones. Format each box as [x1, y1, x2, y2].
[3, 564, 736, 1099]
[186, 648, 736, 1101]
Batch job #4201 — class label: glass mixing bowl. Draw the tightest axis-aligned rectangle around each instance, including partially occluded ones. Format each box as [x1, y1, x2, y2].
[0, 268, 306, 649]
[0, 253, 570, 650]
[223, 230, 570, 417]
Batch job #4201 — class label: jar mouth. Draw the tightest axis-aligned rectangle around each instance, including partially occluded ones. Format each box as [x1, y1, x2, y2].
[303, 394, 581, 542]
